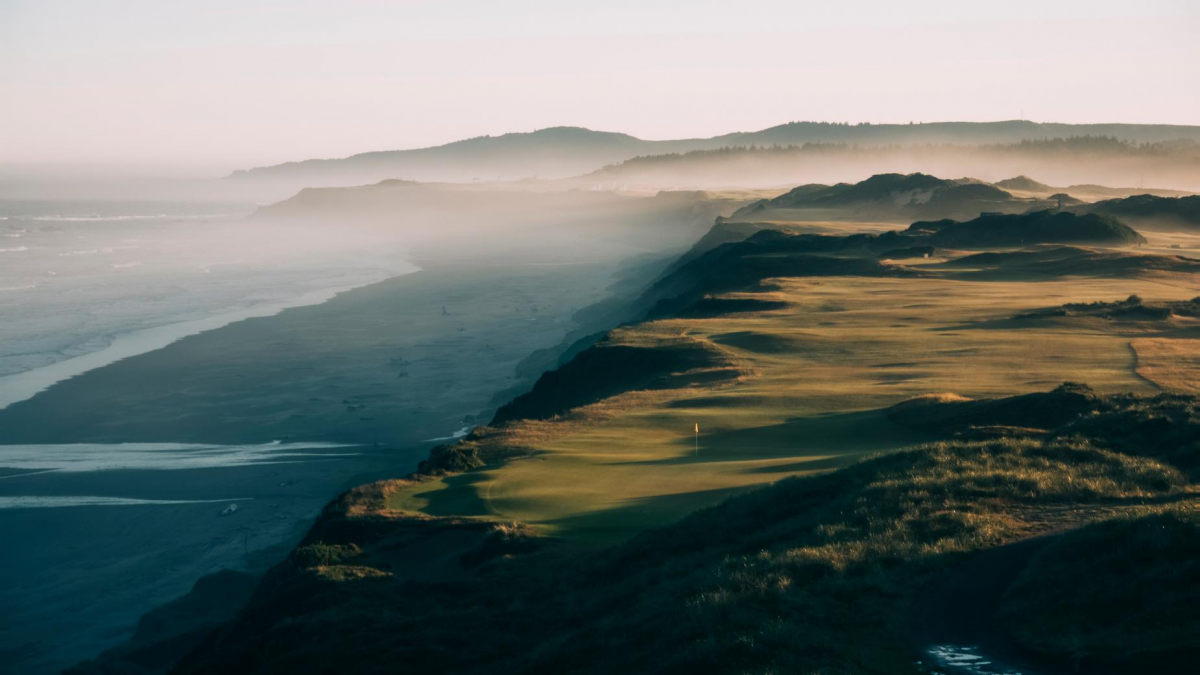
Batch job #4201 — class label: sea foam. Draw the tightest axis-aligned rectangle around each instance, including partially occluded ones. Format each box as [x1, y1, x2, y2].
[0, 441, 358, 474]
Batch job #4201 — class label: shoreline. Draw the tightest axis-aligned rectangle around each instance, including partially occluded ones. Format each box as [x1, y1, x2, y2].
[0, 447, 422, 675]
[0, 255, 639, 673]
[0, 258, 628, 446]
[0, 262, 419, 410]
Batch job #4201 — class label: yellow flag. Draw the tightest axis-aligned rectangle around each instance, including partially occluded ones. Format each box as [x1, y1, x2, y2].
[695, 423, 699, 433]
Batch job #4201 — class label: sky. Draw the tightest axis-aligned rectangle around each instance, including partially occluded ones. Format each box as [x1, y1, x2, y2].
[2, 0, 1199, 171]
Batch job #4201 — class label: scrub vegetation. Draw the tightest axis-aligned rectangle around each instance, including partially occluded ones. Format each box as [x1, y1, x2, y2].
[173, 175, 1200, 674]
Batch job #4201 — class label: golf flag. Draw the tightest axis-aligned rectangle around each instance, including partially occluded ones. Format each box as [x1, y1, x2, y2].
[695, 423, 699, 433]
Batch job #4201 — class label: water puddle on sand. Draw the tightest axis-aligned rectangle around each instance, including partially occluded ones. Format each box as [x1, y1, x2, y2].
[922, 645, 1029, 675]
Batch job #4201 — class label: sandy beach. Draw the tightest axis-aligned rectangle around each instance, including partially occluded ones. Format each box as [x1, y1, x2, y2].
[0, 446, 419, 673]
[0, 255, 640, 674]
[0, 259, 620, 446]
[0, 269, 414, 410]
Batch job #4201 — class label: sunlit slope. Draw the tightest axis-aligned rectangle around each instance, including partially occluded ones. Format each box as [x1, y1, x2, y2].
[390, 267, 1194, 542]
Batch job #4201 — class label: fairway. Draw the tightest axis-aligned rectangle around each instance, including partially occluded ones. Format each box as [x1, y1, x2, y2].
[390, 266, 1197, 543]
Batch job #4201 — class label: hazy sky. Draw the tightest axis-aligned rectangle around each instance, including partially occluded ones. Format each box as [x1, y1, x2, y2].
[3, 0, 1198, 170]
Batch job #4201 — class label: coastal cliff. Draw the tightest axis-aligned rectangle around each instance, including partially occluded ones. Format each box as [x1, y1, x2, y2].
[81, 186, 1200, 674]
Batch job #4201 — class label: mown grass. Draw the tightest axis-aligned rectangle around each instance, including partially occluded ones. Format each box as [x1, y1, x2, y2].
[387, 274, 1192, 543]
[1134, 336, 1200, 395]
[167, 200, 1200, 675]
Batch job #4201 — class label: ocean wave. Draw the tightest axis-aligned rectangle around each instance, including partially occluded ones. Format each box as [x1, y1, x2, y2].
[29, 214, 169, 222]
[0, 246, 29, 253]
[0, 441, 359, 473]
[420, 425, 474, 443]
[0, 495, 254, 509]
[24, 213, 235, 222]
[0, 284, 37, 292]
[198, 259, 247, 272]
[59, 245, 140, 256]
[111, 261, 143, 269]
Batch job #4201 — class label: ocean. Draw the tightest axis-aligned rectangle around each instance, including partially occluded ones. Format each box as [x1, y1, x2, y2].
[0, 200, 631, 672]
[0, 199, 425, 672]
[0, 199, 415, 407]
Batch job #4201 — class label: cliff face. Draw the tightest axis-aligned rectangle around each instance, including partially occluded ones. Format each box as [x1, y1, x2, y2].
[172, 392, 1197, 675]
[492, 336, 741, 424]
[167, 196, 1200, 674]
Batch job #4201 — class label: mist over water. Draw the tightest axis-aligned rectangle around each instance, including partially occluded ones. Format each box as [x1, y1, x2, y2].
[0, 173, 737, 673]
[0, 199, 415, 404]
[1, 2, 1195, 672]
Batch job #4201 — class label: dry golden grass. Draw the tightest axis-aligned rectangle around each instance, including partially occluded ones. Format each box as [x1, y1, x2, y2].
[385, 266, 1197, 544]
[1133, 337, 1200, 394]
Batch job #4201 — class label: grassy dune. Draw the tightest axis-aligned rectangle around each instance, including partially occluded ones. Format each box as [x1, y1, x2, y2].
[170, 204, 1200, 674]
[388, 267, 1194, 543]
[177, 435, 1196, 675]
[1000, 508, 1200, 669]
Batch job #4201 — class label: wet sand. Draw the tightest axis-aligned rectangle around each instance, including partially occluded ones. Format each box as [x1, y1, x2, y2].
[0, 447, 419, 673]
[0, 266, 415, 410]
[0, 256, 636, 674]
[0, 260, 618, 446]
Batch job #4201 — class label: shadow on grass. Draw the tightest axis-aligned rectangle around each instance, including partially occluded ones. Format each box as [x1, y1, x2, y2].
[663, 394, 773, 409]
[709, 330, 813, 354]
[742, 454, 872, 474]
[407, 471, 494, 518]
[541, 485, 760, 544]
[604, 409, 931, 471]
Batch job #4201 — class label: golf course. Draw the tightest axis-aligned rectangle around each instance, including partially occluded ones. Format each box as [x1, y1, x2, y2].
[98, 177, 1200, 675]
[387, 216, 1197, 544]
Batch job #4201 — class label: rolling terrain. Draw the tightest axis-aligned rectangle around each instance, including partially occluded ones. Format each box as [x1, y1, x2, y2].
[156, 174, 1200, 675]
[228, 122, 1200, 192]
[582, 137, 1200, 193]
[1076, 194, 1200, 232]
[730, 171, 1195, 226]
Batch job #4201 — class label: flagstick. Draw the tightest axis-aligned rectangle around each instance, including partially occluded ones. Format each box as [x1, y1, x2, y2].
[694, 422, 698, 457]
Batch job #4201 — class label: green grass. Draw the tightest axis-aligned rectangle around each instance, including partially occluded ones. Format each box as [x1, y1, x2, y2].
[177, 436, 1190, 675]
[388, 273, 1193, 543]
[173, 209, 1200, 674]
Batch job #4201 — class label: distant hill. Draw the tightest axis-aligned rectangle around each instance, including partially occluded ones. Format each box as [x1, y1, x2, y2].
[1045, 193, 1086, 207]
[995, 175, 1055, 192]
[945, 245, 1199, 277]
[583, 138, 1200, 193]
[729, 172, 1200, 224]
[913, 211, 1146, 248]
[712, 121, 1200, 147]
[732, 172, 1027, 221]
[628, 211, 1146, 318]
[1077, 194, 1200, 231]
[995, 175, 1192, 200]
[230, 127, 701, 187]
[228, 122, 1200, 189]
